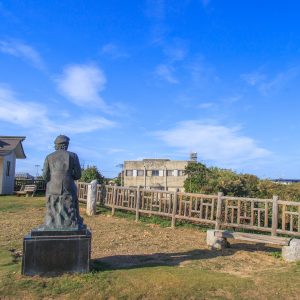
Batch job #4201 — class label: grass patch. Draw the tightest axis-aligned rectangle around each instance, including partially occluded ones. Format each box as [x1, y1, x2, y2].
[1, 195, 300, 299]
[96, 205, 172, 227]
[269, 251, 282, 259]
[0, 195, 44, 212]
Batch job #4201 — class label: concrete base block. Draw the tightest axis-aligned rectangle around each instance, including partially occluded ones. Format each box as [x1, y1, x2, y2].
[282, 239, 300, 262]
[207, 230, 229, 250]
[22, 228, 91, 276]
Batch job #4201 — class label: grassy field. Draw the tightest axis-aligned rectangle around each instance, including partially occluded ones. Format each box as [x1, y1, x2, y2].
[1, 196, 300, 299]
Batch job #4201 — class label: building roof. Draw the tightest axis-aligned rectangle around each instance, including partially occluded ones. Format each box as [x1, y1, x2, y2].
[0, 136, 26, 159]
[142, 159, 170, 162]
[15, 172, 34, 179]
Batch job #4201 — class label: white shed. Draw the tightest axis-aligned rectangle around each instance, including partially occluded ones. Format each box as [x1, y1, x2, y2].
[0, 136, 26, 195]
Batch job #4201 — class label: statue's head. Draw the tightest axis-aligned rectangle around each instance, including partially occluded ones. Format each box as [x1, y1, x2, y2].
[54, 135, 70, 150]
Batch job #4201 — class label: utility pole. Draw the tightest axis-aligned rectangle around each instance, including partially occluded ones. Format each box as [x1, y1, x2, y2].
[116, 164, 124, 186]
[35, 164, 40, 178]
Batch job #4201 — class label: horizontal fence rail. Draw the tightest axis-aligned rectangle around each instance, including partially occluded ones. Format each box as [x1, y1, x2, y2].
[76, 183, 300, 238]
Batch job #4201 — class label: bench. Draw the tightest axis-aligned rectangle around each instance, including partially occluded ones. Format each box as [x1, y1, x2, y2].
[214, 230, 291, 246]
[207, 229, 300, 262]
[16, 185, 37, 197]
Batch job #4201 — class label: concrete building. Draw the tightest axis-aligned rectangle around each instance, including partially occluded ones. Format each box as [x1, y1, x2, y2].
[123, 159, 190, 191]
[0, 136, 26, 195]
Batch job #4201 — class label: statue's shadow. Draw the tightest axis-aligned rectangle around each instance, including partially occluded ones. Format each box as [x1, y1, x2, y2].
[90, 243, 279, 272]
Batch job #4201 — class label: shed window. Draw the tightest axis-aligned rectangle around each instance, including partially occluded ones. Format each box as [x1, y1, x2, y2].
[152, 170, 159, 176]
[6, 161, 11, 176]
[167, 170, 174, 176]
[137, 170, 144, 176]
[126, 170, 133, 176]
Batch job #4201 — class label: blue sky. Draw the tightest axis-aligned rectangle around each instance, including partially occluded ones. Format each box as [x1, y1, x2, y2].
[1, 0, 300, 178]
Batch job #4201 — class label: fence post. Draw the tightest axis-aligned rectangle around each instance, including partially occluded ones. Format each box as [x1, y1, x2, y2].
[215, 192, 223, 230]
[86, 180, 98, 216]
[171, 189, 178, 229]
[112, 185, 117, 216]
[135, 186, 141, 222]
[272, 195, 279, 236]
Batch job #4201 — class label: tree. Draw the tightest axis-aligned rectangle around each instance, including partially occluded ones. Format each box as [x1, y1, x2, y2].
[183, 162, 260, 197]
[80, 165, 104, 183]
[114, 172, 123, 186]
[183, 162, 211, 193]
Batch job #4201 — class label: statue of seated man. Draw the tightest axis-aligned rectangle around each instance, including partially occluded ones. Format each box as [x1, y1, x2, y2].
[42, 135, 84, 229]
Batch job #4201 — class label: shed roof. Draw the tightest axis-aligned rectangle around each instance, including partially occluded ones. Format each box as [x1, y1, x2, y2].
[0, 136, 26, 159]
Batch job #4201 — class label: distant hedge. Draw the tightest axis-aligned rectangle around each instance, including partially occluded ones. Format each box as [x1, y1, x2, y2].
[184, 162, 300, 201]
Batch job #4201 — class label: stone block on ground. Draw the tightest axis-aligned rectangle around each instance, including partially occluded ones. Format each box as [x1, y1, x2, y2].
[282, 238, 300, 262]
[206, 229, 230, 250]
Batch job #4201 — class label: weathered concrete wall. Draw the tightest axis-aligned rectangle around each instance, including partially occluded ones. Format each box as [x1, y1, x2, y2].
[124, 159, 189, 191]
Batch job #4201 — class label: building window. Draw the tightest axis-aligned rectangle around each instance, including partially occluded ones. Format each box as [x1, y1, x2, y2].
[6, 161, 11, 176]
[137, 170, 144, 176]
[167, 170, 174, 176]
[152, 170, 159, 176]
[126, 170, 133, 176]
[178, 170, 184, 176]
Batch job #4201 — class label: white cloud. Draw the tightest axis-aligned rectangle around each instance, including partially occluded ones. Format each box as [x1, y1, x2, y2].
[0, 85, 116, 135]
[0, 86, 47, 126]
[0, 40, 44, 69]
[56, 64, 108, 109]
[155, 64, 178, 84]
[154, 120, 270, 167]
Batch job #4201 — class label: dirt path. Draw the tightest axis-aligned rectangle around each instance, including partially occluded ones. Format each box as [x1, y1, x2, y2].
[85, 208, 288, 277]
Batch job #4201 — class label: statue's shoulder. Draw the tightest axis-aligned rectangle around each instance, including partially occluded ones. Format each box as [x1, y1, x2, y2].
[45, 151, 57, 160]
[66, 151, 78, 158]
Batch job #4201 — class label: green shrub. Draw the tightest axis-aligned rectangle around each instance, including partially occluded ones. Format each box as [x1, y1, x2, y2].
[80, 165, 104, 184]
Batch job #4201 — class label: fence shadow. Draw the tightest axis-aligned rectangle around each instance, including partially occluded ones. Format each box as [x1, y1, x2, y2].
[90, 242, 279, 272]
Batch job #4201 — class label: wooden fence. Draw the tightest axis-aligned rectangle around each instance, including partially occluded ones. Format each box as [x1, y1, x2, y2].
[77, 183, 300, 238]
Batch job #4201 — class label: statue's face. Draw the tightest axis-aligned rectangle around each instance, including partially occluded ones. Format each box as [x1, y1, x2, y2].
[55, 142, 69, 150]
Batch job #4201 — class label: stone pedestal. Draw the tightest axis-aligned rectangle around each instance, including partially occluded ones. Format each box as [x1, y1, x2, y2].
[22, 228, 91, 276]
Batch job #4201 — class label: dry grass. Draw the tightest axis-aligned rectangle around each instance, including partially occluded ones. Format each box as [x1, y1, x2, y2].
[1, 195, 300, 299]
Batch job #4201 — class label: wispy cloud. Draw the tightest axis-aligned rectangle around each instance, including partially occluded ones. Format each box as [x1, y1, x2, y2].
[197, 102, 215, 109]
[163, 38, 188, 62]
[201, 0, 211, 7]
[242, 66, 300, 95]
[155, 64, 178, 84]
[101, 43, 129, 59]
[241, 71, 266, 86]
[0, 85, 116, 135]
[154, 120, 270, 168]
[145, 0, 168, 44]
[259, 67, 300, 95]
[55, 64, 109, 109]
[0, 39, 45, 69]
